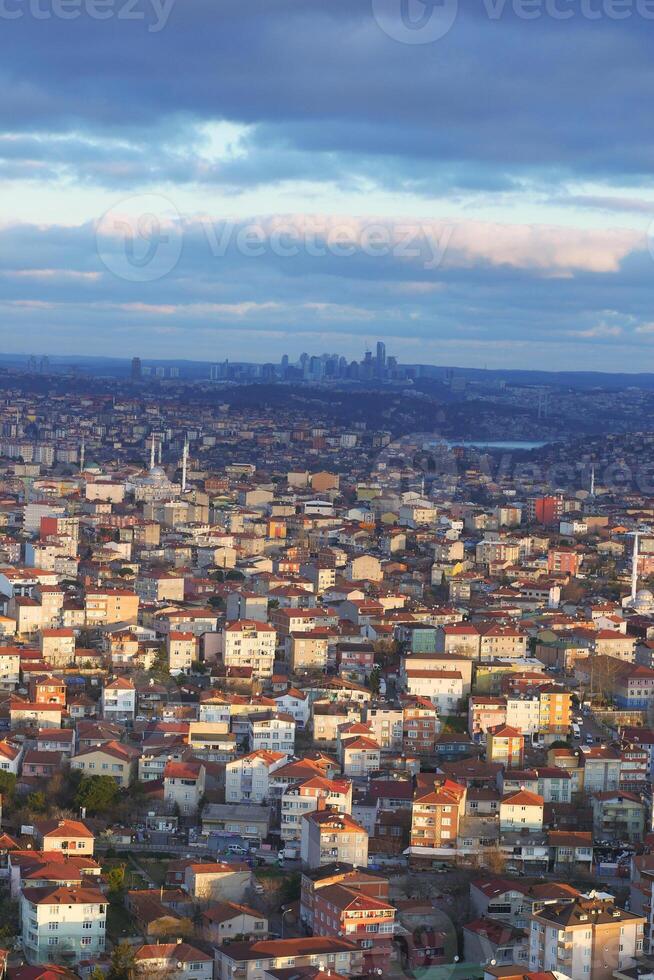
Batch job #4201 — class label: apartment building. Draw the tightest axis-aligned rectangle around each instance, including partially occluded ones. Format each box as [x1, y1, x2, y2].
[402, 697, 440, 753]
[249, 712, 296, 755]
[364, 705, 403, 751]
[499, 791, 544, 832]
[84, 588, 138, 626]
[21, 884, 107, 965]
[225, 750, 288, 804]
[101, 676, 136, 723]
[529, 895, 645, 980]
[487, 725, 525, 768]
[71, 740, 139, 788]
[163, 761, 206, 816]
[341, 735, 381, 779]
[167, 631, 196, 675]
[224, 620, 276, 679]
[281, 776, 352, 842]
[312, 883, 396, 967]
[300, 811, 369, 869]
[410, 775, 467, 852]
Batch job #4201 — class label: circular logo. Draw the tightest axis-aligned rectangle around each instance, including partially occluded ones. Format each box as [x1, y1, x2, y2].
[372, 0, 459, 44]
[95, 193, 183, 283]
[371, 431, 461, 501]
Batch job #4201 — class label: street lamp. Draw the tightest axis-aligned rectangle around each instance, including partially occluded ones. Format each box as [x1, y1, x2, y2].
[281, 907, 293, 938]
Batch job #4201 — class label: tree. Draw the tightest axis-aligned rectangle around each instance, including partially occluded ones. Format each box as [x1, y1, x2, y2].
[106, 865, 126, 895]
[151, 644, 170, 679]
[75, 774, 120, 815]
[108, 941, 135, 980]
[26, 791, 47, 814]
[0, 771, 16, 800]
[369, 666, 381, 696]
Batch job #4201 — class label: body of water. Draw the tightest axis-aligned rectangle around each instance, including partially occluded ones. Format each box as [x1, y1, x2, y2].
[447, 440, 548, 450]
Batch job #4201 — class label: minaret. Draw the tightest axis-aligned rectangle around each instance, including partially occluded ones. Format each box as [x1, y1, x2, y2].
[631, 531, 640, 603]
[149, 434, 156, 470]
[182, 438, 189, 493]
[157, 439, 162, 466]
[590, 464, 595, 498]
[79, 437, 85, 473]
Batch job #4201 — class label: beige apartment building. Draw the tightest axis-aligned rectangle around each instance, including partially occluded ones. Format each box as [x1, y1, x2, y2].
[529, 895, 645, 980]
[300, 811, 368, 869]
[224, 620, 276, 679]
[85, 588, 139, 626]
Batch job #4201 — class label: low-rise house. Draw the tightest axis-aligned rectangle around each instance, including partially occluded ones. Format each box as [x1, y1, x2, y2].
[133, 942, 213, 980]
[71, 740, 139, 788]
[201, 901, 268, 944]
[463, 918, 529, 968]
[499, 791, 544, 833]
[33, 819, 95, 856]
[183, 861, 251, 903]
[546, 831, 593, 872]
[36, 729, 75, 757]
[215, 938, 363, 980]
[202, 803, 271, 842]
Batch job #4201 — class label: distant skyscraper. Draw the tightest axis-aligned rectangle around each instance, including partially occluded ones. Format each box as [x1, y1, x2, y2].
[376, 341, 386, 366]
[131, 357, 142, 381]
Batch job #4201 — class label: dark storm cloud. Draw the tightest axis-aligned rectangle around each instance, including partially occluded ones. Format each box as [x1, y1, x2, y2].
[0, 0, 653, 189]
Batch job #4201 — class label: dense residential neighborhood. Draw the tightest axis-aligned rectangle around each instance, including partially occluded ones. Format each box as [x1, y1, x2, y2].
[0, 370, 652, 980]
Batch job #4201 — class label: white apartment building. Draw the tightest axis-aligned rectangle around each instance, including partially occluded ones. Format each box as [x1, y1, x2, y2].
[167, 631, 196, 675]
[273, 689, 310, 728]
[101, 677, 136, 723]
[0, 650, 20, 690]
[281, 776, 352, 842]
[224, 620, 276, 679]
[506, 697, 541, 736]
[21, 885, 106, 965]
[225, 750, 288, 804]
[249, 713, 296, 755]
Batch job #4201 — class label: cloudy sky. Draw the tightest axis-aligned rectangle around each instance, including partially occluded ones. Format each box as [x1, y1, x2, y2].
[2, 0, 654, 370]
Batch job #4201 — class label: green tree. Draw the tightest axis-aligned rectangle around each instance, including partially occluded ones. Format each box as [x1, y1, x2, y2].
[106, 865, 126, 895]
[0, 771, 16, 800]
[75, 774, 120, 815]
[108, 941, 135, 980]
[26, 791, 47, 814]
[369, 666, 381, 696]
[151, 644, 170, 679]
[0, 890, 18, 941]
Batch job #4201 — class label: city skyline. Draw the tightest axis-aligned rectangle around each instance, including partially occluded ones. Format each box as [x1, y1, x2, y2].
[1, 2, 654, 370]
